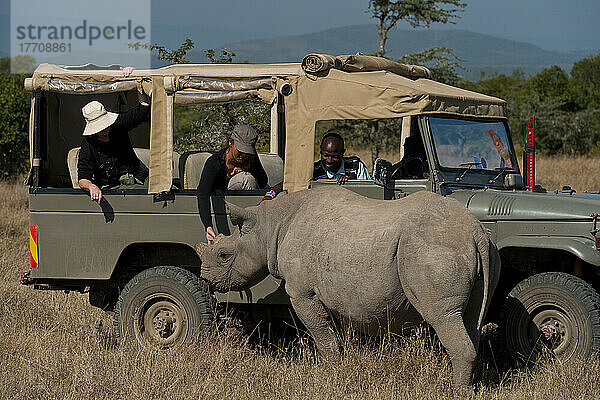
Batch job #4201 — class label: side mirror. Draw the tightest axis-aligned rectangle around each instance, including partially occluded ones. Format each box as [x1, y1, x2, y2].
[373, 158, 393, 187]
[505, 173, 524, 189]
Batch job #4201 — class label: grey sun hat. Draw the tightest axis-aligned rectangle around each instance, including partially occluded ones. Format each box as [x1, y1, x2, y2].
[81, 101, 118, 136]
[230, 124, 258, 155]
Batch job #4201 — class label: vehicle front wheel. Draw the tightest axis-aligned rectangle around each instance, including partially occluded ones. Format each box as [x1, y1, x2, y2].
[499, 272, 600, 364]
[114, 266, 215, 349]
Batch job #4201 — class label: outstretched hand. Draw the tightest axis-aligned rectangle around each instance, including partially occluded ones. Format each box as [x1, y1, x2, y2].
[121, 66, 150, 105]
[206, 227, 216, 244]
[89, 184, 103, 203]
[121, 66, 135, 77]
[336, 174, 349, 185]
[229, 167, 242, 177]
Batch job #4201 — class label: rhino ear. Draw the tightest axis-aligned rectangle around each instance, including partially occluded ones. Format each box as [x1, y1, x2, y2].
[227, 202, 257, 234]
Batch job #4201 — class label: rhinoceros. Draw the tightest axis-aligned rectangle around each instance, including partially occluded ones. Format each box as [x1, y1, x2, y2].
[196, 186, 500, 387]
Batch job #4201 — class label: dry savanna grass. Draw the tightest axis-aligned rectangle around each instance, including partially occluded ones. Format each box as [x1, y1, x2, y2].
[534, 156, 600, 192]
[2, 157, 600, 399]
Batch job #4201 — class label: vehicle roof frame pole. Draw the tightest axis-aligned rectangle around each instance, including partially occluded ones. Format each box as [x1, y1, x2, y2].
[270, 96, 279, 155]
[148, 77, 174, 194]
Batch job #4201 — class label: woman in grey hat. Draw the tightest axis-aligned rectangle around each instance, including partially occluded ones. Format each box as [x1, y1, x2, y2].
[196, 124, 281, 244]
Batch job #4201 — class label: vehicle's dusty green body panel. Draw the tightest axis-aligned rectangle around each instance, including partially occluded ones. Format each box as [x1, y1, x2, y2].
[28, 189, 292, 304]
[449, 190, 600, 267]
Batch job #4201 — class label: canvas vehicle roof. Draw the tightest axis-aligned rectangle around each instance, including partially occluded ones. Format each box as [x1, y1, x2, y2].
[25, 54, 507, 193]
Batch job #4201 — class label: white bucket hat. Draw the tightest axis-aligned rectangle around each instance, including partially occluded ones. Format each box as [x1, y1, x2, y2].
[81, 101, 118, 136]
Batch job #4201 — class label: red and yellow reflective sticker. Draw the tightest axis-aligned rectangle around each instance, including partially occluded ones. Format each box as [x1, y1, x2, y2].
[30, 226, 39, 268]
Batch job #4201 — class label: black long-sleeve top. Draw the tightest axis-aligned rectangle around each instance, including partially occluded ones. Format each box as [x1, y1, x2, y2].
[196, 148, 268, 229]
[77, 104, 150, 187]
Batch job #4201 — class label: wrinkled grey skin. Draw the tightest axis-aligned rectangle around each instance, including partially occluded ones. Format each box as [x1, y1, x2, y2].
[196, 186, 500, 387]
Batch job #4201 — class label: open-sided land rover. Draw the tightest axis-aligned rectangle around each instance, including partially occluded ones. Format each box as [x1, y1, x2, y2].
[20, 54, 600, 362]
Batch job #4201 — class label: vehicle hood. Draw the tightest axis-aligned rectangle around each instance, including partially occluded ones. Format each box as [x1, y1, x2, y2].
[448, 189, 600, 221]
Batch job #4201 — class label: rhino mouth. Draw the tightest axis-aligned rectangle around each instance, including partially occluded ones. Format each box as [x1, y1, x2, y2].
[199, 276, 215, 290]
[200, 272, 233, 293]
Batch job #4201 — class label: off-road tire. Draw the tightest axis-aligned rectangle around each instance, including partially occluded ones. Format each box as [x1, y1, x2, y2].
[114, 266, 215, 349]
[499, 272, 600, 364]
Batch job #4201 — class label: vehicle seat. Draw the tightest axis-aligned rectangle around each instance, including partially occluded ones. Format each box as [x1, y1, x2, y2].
[67, 147, 180, 189]
[180, 150, 284, 189]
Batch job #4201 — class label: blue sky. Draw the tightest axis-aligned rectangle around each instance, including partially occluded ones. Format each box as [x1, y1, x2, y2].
[2, 0, 599, 60]
[149, 0, 600, 51]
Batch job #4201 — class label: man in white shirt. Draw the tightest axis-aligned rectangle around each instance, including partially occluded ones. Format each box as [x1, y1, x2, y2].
[313, 132, 371, 185]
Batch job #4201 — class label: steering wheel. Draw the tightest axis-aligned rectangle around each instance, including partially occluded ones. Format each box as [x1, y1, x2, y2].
[390, 157, 424, 180]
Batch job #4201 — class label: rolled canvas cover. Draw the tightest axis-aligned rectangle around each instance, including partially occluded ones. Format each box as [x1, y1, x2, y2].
[336, 54, 431, 78]
[301, 54, 337, 73]
[301, 53, 430, 78]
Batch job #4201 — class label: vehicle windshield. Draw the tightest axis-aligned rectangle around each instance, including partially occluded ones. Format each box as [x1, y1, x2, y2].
[429, 117, 515, 171]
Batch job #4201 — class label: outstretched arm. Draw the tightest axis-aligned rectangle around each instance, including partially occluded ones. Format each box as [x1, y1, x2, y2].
[78, 178, 102, 203]
[77, 140, 103, 203]
[113, 67, 151, 132]
[262, 181, 283, 201]
[121, 66, 150, 105]
[196, 156, 221, 244]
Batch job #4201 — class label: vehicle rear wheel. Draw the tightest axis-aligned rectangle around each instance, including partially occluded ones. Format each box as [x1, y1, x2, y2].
[499, 272, 600, 364]
[114, 266, 215, 349]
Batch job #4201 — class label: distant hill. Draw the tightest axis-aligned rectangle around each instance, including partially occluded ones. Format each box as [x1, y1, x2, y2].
[187, 25, 597, 80]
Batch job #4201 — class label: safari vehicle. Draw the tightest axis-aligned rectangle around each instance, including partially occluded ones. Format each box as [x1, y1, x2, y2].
[20, 54, 600, 362]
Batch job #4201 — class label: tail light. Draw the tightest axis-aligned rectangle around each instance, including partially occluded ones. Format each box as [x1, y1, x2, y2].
[29, 226, 39, 268]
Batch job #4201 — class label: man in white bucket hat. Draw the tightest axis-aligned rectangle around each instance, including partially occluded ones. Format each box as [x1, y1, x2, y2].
[77, 66, 150, 203]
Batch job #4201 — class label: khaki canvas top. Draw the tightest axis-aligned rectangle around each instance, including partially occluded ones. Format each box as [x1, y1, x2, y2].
[25, 54, 507, 194]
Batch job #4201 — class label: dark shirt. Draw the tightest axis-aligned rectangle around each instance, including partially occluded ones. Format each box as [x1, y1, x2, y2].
[196, 148, 268, 229]
[77, 104, 150, 187]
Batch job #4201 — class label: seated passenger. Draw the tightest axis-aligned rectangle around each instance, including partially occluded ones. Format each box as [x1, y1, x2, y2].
[77, 66, 150, 203]
[196, 124, 282, 244]
[313, 131, 371, 185]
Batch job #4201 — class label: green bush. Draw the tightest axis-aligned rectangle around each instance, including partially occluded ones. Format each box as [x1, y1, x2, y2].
[460, 60, 600, 156]
[0, 73, 30, 177]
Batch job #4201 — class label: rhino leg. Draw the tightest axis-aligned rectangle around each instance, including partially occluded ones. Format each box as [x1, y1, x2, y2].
[427, 315, 477, 387]
[290, 296, 341, 359]
[403, 281, 478, 387]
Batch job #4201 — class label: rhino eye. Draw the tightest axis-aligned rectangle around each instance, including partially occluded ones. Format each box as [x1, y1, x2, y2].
[218, 249, 234, 263]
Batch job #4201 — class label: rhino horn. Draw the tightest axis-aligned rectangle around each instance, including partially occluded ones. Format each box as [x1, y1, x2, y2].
[227, 202, 257, 233]
[195, 242, 209, 258]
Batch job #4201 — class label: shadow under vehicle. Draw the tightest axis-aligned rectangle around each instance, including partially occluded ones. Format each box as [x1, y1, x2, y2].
[20, 54, 600, 363]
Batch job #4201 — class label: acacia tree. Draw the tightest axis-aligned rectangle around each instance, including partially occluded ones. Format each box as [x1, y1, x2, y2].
[397, 46, 466, 85]
[350, 1, 466, 164]
[369, 0, 466, 58]
[128, 39, 194, 63]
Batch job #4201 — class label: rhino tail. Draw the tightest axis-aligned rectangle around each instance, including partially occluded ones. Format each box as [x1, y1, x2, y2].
[475, 232, 492, 331]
